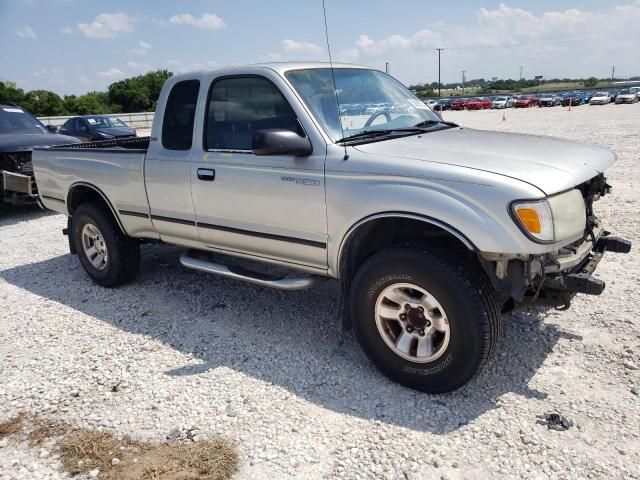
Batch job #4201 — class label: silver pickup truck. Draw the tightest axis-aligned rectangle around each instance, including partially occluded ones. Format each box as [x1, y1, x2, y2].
[33, 62, 631, 393]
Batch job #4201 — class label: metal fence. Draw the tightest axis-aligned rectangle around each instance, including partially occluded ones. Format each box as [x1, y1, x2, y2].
[37, 111, 155, 128]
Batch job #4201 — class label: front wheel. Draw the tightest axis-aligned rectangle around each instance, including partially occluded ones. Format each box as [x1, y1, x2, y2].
[349, 246, 500, 393]
[71, 202, 140, 287]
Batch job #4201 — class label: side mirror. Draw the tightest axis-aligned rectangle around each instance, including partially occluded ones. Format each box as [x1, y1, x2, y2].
[46, 124, 58, 133]
[252, 129, 312, 157]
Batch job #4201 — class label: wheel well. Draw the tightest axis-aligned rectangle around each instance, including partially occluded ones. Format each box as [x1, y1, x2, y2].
[66, 184, 124, 233]
[336, 216, 480, 329]
[340, 217, 474, 278]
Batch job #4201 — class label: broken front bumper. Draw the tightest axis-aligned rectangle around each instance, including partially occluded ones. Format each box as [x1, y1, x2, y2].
[534, 232, 631, 309]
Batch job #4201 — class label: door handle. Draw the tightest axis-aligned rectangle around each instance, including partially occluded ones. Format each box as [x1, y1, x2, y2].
[197, 168, 215, 181]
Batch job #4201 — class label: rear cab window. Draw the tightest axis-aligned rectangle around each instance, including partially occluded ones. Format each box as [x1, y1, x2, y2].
[162, 79, 200, 151]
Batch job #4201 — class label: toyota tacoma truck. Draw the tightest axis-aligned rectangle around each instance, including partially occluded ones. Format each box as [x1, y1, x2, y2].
[32, 63, 631, 393]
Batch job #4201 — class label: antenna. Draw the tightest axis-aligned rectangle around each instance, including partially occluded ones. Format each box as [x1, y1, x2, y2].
[322, 0, 348, 160]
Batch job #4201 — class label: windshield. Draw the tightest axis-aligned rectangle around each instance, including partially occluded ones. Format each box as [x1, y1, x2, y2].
[494, 97, 506, 101]
[85, 116, 127, 130]
[285, 68, 441, 141]
[0, 106, 47, 134]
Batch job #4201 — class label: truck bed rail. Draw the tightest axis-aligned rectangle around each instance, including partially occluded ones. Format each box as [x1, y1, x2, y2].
[47, 136, 150, 151]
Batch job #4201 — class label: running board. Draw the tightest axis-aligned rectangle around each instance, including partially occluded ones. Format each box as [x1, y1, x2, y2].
[179, 251, 319, 290]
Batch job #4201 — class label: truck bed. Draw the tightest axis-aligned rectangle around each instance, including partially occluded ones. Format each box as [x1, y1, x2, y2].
[32, 137, 152, 238]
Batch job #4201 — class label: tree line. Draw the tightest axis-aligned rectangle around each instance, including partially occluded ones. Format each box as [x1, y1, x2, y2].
[409, 76, 603, 98]
[0, 70, 172, 117]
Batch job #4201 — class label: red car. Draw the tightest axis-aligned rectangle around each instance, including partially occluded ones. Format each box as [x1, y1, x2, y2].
[465, 97, 492, 110]
[450, 98, 468, 110]
[514, 95, 539, 108]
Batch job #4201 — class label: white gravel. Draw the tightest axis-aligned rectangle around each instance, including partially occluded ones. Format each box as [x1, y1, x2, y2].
[1, 103, 639, 479]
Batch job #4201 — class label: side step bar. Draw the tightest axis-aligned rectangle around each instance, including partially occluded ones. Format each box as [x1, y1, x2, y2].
[180, 251, 319, 291]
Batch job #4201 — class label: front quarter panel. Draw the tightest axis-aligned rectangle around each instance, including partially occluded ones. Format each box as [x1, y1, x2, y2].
[325, 144, 552, 276]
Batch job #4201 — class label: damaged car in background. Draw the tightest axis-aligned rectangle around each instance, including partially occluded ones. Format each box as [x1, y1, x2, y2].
[0, 103, 79, 205]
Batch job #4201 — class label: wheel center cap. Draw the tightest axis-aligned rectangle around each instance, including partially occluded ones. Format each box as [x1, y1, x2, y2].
[406, 306, 429, 329]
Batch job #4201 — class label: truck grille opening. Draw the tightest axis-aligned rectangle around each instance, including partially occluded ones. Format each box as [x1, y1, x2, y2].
[0, 151, 33, 175]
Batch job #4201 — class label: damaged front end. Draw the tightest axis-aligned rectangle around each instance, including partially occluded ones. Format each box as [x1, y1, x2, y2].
[482, 174, 632, 311]
[0, 151, 38, 205]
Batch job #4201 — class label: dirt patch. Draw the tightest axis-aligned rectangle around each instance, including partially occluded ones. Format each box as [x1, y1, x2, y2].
[0, 413, 238, 480]
[0, 412, 27, 437]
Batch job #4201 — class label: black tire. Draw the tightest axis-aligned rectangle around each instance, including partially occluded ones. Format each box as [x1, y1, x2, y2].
[349, 246, 500, 393]
[71, 202, 140, 287]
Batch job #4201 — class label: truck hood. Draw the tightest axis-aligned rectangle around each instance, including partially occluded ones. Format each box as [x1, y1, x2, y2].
[0, 133, 80, 152]
[353, 127, 616, 195]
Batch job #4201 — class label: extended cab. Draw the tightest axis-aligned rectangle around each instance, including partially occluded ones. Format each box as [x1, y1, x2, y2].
[33, 63, 631, 393]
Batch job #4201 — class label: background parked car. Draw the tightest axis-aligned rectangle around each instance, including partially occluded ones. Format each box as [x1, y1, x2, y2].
[589, 92, 611, 105]
[433, 98, 452, 111]
[514, 95, 539, 108]
[0, 103, 79, 204]
[491, 96, 514, 108]
[58, 115, 137, 142]
[615, 89, 639, 104]
[609, 90, 621, 103]
[465, 97, 492, 110]
[561, 92, 584, 106]
[538, 94, 561, 107]
[450, 98, 468, 110]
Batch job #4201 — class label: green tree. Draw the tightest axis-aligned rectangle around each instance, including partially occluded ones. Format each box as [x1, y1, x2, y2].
[0, 81, 25, 104]
[583, 77, 599, 88]
[21, 90, 65, 116]
[107, 69, 172, 112]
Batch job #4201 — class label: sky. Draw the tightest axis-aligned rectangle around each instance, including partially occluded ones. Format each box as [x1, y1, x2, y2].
[1, 0, 639, 96]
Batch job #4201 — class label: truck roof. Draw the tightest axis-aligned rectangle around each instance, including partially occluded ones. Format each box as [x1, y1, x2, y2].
[169, 61, 374, 82]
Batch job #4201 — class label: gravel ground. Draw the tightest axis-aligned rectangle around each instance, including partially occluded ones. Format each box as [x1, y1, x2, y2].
[1, 103, 639, 479]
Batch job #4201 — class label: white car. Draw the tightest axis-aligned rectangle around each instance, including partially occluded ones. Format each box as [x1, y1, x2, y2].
[426, 99, 439, 109]
[491, 96, 514, 109]
[589, 92, 611, 105]
[615, 90, 639, 104]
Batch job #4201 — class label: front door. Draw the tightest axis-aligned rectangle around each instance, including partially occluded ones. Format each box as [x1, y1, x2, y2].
[191, 75, 327, 270]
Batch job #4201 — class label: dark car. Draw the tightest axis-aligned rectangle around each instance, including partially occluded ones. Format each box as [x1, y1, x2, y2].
[58, 115, 136, 142]
[0, 103, 79, 204]
[433, 98, 452, 111]
[561, 92, 584, 107]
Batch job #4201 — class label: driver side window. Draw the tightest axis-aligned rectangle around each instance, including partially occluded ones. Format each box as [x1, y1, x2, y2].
[205, 76, 302, 151]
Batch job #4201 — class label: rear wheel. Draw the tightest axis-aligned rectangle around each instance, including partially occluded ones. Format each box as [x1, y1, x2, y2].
[71, 202, 140, 287]
[349, 246, 500, 393]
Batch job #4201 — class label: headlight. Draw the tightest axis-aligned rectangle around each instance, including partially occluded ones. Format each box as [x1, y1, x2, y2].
[511, 189, 586, 244]
[548, 189, 586, 241]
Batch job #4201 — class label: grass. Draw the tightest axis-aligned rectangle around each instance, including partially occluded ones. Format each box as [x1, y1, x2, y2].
[0, 413, 238, 480]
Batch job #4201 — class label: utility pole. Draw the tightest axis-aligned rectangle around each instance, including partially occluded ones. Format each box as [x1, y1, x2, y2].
[519, 65, 523, 80]
[385, 62, 389, 74]
[461, 70, 466, 95]
[436, 48, 443, 97]
[611, 65, 615, 81]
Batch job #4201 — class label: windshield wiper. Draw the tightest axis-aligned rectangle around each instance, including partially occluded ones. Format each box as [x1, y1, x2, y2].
[336, 129, 394, 143]
[336, 121, 458, 144]
[336, 127, 428, 144]
[413, 119, 459, 128]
